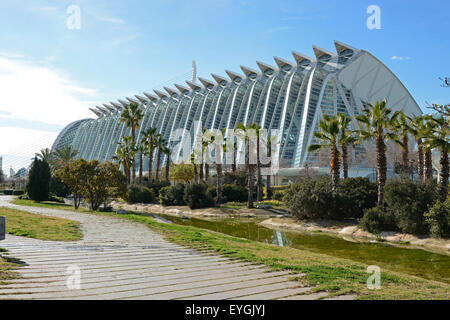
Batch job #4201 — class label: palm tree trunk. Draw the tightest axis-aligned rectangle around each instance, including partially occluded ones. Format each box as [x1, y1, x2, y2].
[139, 153, 143, 185]
[402, 134, 409, 174]
[199, 163, 204, 181]
[148, 146, 154, 184]
[155, 149, 161, 182]
[205, 163, 210, 181]
[193, 164, 198, 183]
[341, 143, 348, 179]
[216, 163, 223, 204]
[131, 125, 136, 184]
[266, 174, 271, 199]
[424, 148, 433, 181]
[330, 143, 340, 190]
[376, 133, 387, 206]
[247, 140, 254, 209]
[439, 148, 449, 202]
[417, 138, 424, 182]
[256, 136, 262, 202]
[165, 154, 170, 182]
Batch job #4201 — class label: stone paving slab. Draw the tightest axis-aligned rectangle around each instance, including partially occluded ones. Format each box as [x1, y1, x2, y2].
[0, 196, 343, 300]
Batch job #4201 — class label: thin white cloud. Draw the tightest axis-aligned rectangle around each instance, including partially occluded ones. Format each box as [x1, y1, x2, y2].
[0, 54, 95, 127]
[391, 56, 411, 61]
[107, 34, 141, 48]
[93, 14, 126, 25]
[261, 26, 293, 36]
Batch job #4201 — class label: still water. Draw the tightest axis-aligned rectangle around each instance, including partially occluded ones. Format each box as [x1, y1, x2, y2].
[159, 214, 450, 283]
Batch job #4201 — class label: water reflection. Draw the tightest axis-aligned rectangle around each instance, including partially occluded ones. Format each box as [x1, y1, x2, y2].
[159, 214, 450, 283]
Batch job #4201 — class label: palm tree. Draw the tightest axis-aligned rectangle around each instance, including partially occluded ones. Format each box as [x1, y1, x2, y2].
[209, 128, 226, 204]
[113, 144, 131, 184]
[163, 146, 171, 183]
[422, 116, 438, 181]
[154, 134, 167, 182]
[137, 143, 146, 185]
[355, 99, 401, 205]
[53, 145, 79, 170]
[426, 115, 449, 201]
[410, 115, 427, 182]
[114, 136, 135, 184]
[142, 127, 157, 183]
[190, 153, 199, 183]
[308, 114, 341, 189]
[248, 123, 263, 201]
[119, 102, 144, 183]
[265, 136, 272, 199]
[202, 128, 211, 181]
[394, 111, 413, 176]
[35, 148, 53, 163]
[337, 113, 356, 179]
[236, 123, 255, 208]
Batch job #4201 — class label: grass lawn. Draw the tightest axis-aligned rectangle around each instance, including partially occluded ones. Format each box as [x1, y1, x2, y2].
[0, 207, 82, 241]
[0, 249, 21, 285]
[12, 199, 450, 299]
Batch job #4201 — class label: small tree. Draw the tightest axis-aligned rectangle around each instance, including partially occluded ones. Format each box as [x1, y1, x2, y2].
[26, 157, 51, 202]
[56, 159, 90, 209]
[169, 163, 194, 183]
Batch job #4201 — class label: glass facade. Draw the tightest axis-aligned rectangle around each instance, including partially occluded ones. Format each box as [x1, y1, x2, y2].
[52, 41, 421, 173]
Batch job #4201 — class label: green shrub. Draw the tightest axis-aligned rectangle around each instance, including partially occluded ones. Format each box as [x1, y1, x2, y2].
[183, 183, 215, 209]
[337, 177, 377, 219]
[284, 177, 378, 220]
[159, 183, 186, 206]
[273, 190, 285, 201]
[49, 176, 70, 198]
[2, 190, 13, 195]
[425, 199, 450, 238]
[360, 206, 397, 234]
[147, 181, 170, 198]
[223, 184, 248, 202]
[284, 176, 337, 220]
[127, 185, 156, 204]
[12, 190, 24, 196]
[384, 179, 438, 235]
[223, 171, 247, 187]
[48, 194, 65, 203]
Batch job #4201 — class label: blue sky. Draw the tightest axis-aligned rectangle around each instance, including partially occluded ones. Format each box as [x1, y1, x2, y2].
[0, 0, 449, 169]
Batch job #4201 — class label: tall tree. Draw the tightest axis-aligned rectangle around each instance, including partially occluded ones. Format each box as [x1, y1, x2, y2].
[355, 99, 401, 205]
[426, 114, 449, 201]
[394, 111, 413, 176]
[26, 157, 51, 202]
[236, 123, 255, 208]
[119, 102, 144, 183]
[308, 114, 341, 189]
[248, 123, 263, 201]
[53, 145, 79, 170]
[410, 115, 427, 182]
[163, 146, 171, 183]
[154, 134, 167, 182]
[137, 143, 146, 185]
[337, 113, 356, 179]
[35, 148, 53, 163]
[142, 127, 157, 183]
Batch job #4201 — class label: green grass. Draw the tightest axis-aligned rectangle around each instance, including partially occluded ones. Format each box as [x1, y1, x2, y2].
[0, 207, 82, 241]
[11, 199, 450, 299]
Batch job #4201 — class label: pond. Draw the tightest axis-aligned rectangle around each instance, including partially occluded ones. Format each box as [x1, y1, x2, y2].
[159, 214, 450, 284]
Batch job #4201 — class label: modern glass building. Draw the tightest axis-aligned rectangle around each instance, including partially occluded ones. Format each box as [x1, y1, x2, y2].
[52, 41, 422, 176]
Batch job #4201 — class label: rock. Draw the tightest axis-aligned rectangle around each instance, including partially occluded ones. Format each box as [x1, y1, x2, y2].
[116, 209, 127, 215]
[257, 204, 272, 209]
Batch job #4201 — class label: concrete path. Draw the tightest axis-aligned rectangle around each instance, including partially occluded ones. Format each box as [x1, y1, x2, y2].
[0, 196, 346, 300]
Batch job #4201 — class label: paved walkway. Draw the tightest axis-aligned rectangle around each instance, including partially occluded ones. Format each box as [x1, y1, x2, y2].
[0, 196, 347, 300]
